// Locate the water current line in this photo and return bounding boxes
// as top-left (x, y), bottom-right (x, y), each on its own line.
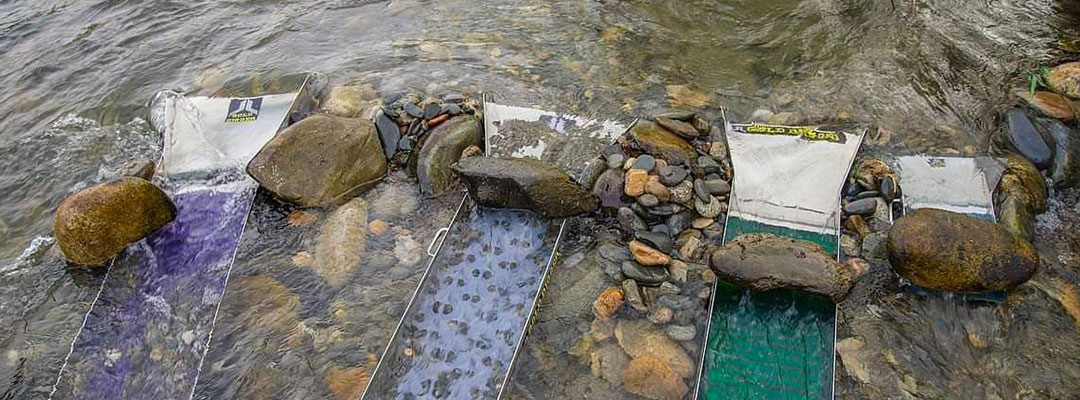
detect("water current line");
top-left (187, 185), bottom-right (258, 400)
top-left (49, 258), bottom-right (116, 399)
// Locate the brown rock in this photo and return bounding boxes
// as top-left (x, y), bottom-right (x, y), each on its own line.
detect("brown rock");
top-left (460, 144), bottom-right (483, 160)
top-left (629, 240), bottom-right (671, 266)
top-left (655, 116), bottom-right (700, 138)
top-left (368, 219), bottom-right (389, 236)
top-left (1046, 62), bottom-right (1080, 99)
top-left (314, 197), bottom-right (368, 287)
top-left (996, 152), bottom-right (1048, 213)
top-left (248, 115), bottom-right (386, 207)
top-left (54, 177), bottom-right (176, 266)
top-left (615, 319), bottom-right (694, 378)
top-left (628, 121), bottom-right (697, 166)
top-left (590, 344), bottom-right (630, 384)
top-left (118, 159), bottom-right (155, 181)
top-left (287, 210), bottom-right (318, 227)
top-left (592, 287), bottom-right (625, 320)
top-left (888, 208), bottom-right (1039, 293)
top-left (622, 279), bottom-right (647, 312)
top-left (622, 356), bottom-right (689, 400)
top-left (324, 366), bottom-right (370, 400)
top-left (710, 233), bottom-right (865, 302)
top-left (1017, 90), bottom-right (1079, 121)
top-left (624, 169), bottom-right (648, 197)
top-left (417, 115), bottom-right (483, 197)
top-left (646, 176), bottom-right (672, 202)
top-left (453, 157), bottom-right (599, 218)
top-left (845, 215), bottom-right (871, 237)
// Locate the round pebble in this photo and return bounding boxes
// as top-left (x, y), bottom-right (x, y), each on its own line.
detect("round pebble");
top-left (607, 154), bottom-right (626, 170)
top-left (638, 194), bottom-right (660, 207)
top-left (693, 179), bottom-right (711, 202)
top-left (659, 166), bottom-right (688, 186)
top-left (633, 154), bottom-right (657, 172)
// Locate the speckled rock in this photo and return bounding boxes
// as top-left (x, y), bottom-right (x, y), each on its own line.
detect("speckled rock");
top-left (1046, 62), bottom-right (1080, 99)
top-left (888, 208), bottom-right (1039, 293)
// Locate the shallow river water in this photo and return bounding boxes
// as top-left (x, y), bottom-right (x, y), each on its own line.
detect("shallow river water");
top-left (2, 0), bottom-right (1080, 399)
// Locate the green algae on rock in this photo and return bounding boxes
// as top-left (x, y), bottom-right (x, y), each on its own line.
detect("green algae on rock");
top-left (416, 115), bottom-right (482, 197)
top-left (247, 114), bottom-right (386, 207)
top-left (995, 152), bottom-right (1049, 213)
top-left (887, 208), bottom-right (1038, 293)
top-left (54, 177), bottom-right (176, 266)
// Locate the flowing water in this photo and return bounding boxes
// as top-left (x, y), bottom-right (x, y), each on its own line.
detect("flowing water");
top-left (2, 0), bottom-right (1080, 399)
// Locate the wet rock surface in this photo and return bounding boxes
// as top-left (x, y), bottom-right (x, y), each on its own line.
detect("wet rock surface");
top-left (628, 121), bottom-right (697, 166)
top-left (996, 152), bottom-right (1049, 213)
top-left (1001, 108), bottom-right (1053, 169)
top-left (248, 114), bottom-right (386, 207)
top-left (1046, 61), bottom-right (1080, 98)
top-left (1045, 119), bottom-right (1080, 189)
top-left (452, 156), bottom-right (599, 218)
top-left (888, 208), bottom-right (1038, 293)
top-left (54, 177), bottom-right (176, 266)
top-left (416, 115), bottom-right (483, 197)
top-left (710, 233), bottom-right (864, 302)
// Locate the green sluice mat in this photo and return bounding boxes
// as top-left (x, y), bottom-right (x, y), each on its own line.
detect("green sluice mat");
top-left (700, 217), bottom-right (836, 399)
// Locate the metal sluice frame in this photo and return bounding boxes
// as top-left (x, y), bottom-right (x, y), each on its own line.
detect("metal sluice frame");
top-left (693, 114), bottom-right (866, 400)
top-left (362, 95), bottom-right (567, 400)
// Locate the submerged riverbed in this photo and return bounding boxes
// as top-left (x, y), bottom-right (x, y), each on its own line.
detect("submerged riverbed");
top-left (2, 0), bottom-right (1080, 399)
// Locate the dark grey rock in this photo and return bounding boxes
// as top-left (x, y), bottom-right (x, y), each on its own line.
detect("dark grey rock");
top-left (593, 169), bottom-right (630, 209)
top-left (397, 136), bottom-right (414, 152)
top-left (375, 112), bottom-right (401, 159)
top-left (619, 207), bottom-right (648, 232)
top-left (704, 179), bottom-right (730, 196)
top-left (698, 156), bottom-right (721, 174)
top-left (880, 176), bottom-right (899, 202)
top-left (855, 190), bottom-right (881, 200)
top-left (1003, 108), bottom-right (1052, 169)
top-left (862, 232), bottom-right (888, 261)
top-left (442, 92), bottom-right (465, 104)
top-left (658, 294), bottom-right (696, 310)
top-left (404, 102), bottom-right (424, 118)
top-left (599, 243), bottom-right (631, 263)
top-left (381, 105), bottom-right (399, 119)
top-left (442, 103), bottom-right (463, 116)
top-left (659, 166), bottom-right (689, 186)
top-left (638, 194), bottom-right (660, 208)
top-left (453, 157), bottom-right (599, 218)
top-left (655, 116), bottom-right (700, 138)
top-left (844, 198), bottom-right (878, 216)
top-left (667, 211), bottom-right (695, 235)
top-left (648, 203), bottom-right (682, 216)
top-left (622, 279), bottom-right (647, 311)
top-left (634, 231), bottom-right (674, 253)
top-left (423, 102), bottom-right (442, 119)
top-left (633, 154), bottom-right (657, 172)
top-left (383, 91), bottom-right (404, 105)
top-left (844, 182), bottom-right (864, 198)
top-left (603, 260), bottom-right (625, 282)
top-left (693, 179), bottom-right (710, 202)
top-left (417, 116), bottom-right (482, 196)
top-left (1044, 118), bottom-right (1080, 189)
top-left (577, 157), bottom-right (607, 191)
top-left (622, 261), bottom-right (669, 285)
top-left (651, 224), bottom-right (671, 236)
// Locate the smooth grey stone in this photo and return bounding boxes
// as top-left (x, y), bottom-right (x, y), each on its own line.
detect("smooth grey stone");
top-left (1003, 108), bottom-right (1052, 169)
top-left (704, 179), bottom-right (730, 196)
top-left (607, 154), bottom-right (626, 170)
top-left (633, 154), bottom-right (656, 171)
top-left (648, 203), bottom-right (682, 216)
top-left (381, 105), bottom-right (398, 119)
top-left (634, 230), bottom-right (674, 253)
top-left (666, 324), bottom-right (696, 341)
top-left (658, 281), bottom-right (681, 296)
top-left (442, 92), bottom-right (465, 103)
top-left (659, 166), bottom-right (688, 186)
top-left (705, 173), bottom-right (722, 180)
top-left (693, 179), bottom-right (710, 202)
top-left (598, 243), bottom-right (631, 262)
top-left (603, 260), bottom-right (625, 281)
top-left (667, 211), bottom-right (696, 236)
top-left (408, 118), bottom-right (423, 135)
top-left (631, 203), bottom-right (661, 222)
top-left (442, 103), bottom-right (463, 116)
top-left (1044, 118), bottom-right (1080, 189)
top-left (698, 156), bottom-right (721, 174)
top-left (844, 182), bottom-right (864, 198)
top-left (637, 194), bottom-right (660, 207)
top-left (855, 190), bottom-right (881, 199)
top-left (397, 136), bottom-right (414, 152)
top-left (658, 294), bottom-right (696, 310)
top-left (618, 207), bottom-right (648, 232)
top-left (423, 102), bottom-right (442, 119)
top-left (881, 175), bottom-right (899, 202)
top-left (404, 102), bottom-right (424, 118)
top-left (651, 224), bottom-right (671, 236)
top-left (622, 261), bottom-right (669, 285)
top-left (656, 111), bottom-right (695, 121)
top-left (844, 198), bottom-right (878, 216)
top-left (375, 112), bottom-right (401, 159)
top-left (383, 91), bottom-right (404, 105)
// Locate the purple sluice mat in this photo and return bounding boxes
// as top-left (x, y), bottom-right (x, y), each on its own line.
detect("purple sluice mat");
top-left (50, 183), bottom-right (255, 400)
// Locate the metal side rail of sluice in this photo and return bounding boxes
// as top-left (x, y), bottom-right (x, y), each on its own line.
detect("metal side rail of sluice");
top-left (695, 119), bottom-right (865, 400)
top-left (363, 195), bottom-right (564, 400)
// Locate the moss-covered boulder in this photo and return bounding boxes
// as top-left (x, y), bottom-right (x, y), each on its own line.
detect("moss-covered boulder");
top-left (709, 233), bottom-right (866, 302)
top-left (417, 115), bottom-right (482, 197)
top-left (452, 157), bottom-right (599, 218)
top-left (888, 208), bottom-right (1038, 293)
top-left (247, 114), bottom-right (386, 207)
top-left (995, 152), bottom-right (1048, 213)
top-left (628, 121), bottom-right (696, 167)
top-left (54, 177), bottom-right (176, 266)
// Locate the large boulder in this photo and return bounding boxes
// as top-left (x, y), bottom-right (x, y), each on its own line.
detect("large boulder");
top-left (628, 121), bottom-right (697, 167)
top-left (247, 114), bottom-right (386, 207)
top-left (614, 319), bottom-right (694, 379)
top-left (709, 233), bottom-right (865, 302)
top-left (417, 115), bottom-right (482, 197)
top-left (995, 152), bottom-right (1048, 213)
top-left (887, 208), bottom-right (1039, 293)
top-left (621, 356), bottom-right (689, 400)
top-left (451, 157), bottom-right (599, 218)
top-left (54, 177), bottom-right (176, 266)
top-left (1046, 62), bottom-right (1080, 99)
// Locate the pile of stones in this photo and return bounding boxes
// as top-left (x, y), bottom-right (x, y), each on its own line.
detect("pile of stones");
top-left (579, 113), bottom-right (732, 400)
top-left (839, 158), bottom-right (900, 261)
top-left (374, 92), bottom-right (480, 164)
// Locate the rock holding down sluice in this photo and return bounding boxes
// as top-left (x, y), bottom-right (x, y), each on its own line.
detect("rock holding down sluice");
top-left (452, 156), bottom-right (599, 218)
top-left (709, 233), bottom-right (866, 302)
